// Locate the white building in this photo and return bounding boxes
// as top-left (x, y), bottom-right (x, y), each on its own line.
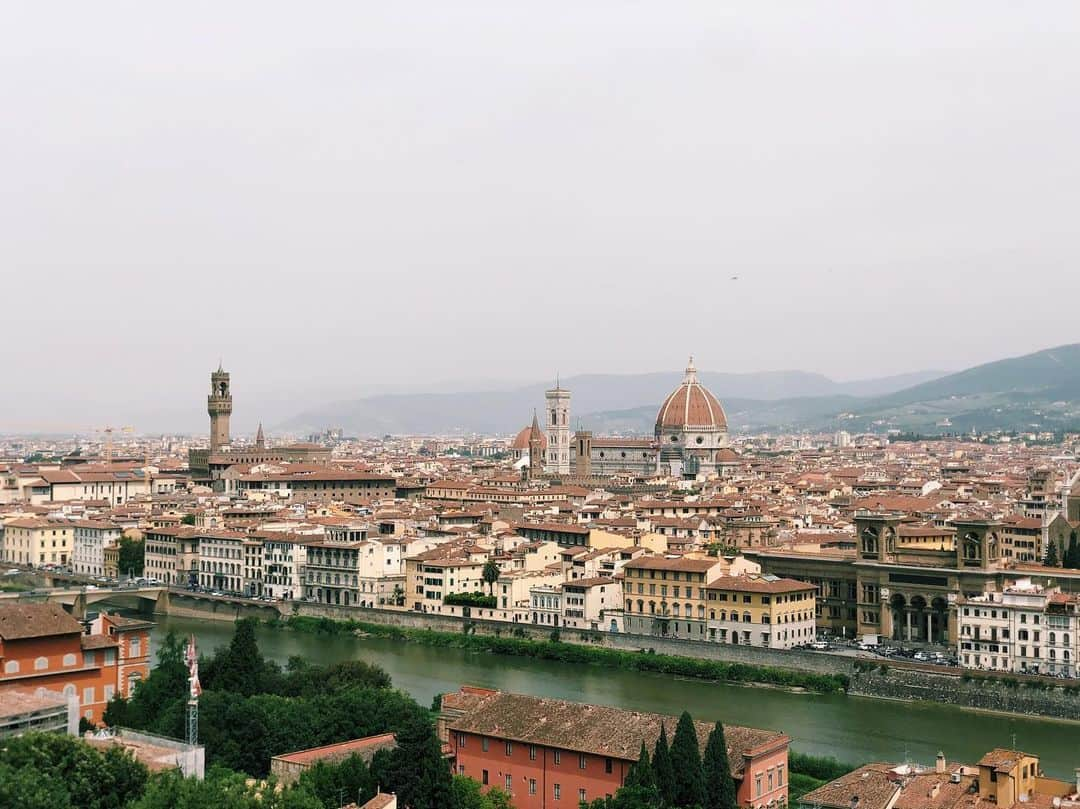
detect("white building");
top-left (957, 577), bottom-right (1079, 677)
top-left (544, 383), bottom-right (571, 475)
top-left (71, 520), bottom-right (122, 577)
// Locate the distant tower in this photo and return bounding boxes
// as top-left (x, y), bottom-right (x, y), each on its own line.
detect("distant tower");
top-left (545, 379), bottom-right (571, 475)
top-left (207, 364), bottom-right (233, 452)
top-left (255, 422), bottom-right (265, 450)
top-left (527, 410), bottom-right (544, 481)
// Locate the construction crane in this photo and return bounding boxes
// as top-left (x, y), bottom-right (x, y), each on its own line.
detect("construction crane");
top-left (96, 426), bottom-right (134, 465)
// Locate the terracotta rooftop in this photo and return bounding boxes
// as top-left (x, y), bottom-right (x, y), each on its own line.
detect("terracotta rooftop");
top-left (443, 688), bottom-right (785, 770)
top-left (0, 602), bottom-right (83, 640)
top-left (272, 733), bottom-right (397, 766)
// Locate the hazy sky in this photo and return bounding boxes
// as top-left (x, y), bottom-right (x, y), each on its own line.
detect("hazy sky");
top-left (3, 2), bottom-right (1079, 431)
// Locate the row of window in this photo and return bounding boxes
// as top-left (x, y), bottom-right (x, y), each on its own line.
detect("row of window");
top-left (473, 768), bottom-right (593, 803)
top-left (2, 645), bottom-right (129, 674)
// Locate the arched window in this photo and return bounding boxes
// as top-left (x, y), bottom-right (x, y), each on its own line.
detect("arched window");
top-left (861, 527), bottom-right (879, 555)
top-left (3, 660), bottom-right (18, 674)
top-left (672, 603), bottom-right (681, 617)
top-left (62, 653), bottom-right (76, 667)
top-left (127, 672), bottom-right (142, 696)
top-left (34, 656), bottom-right (48, 671)
top-left (685, 603), bottom-right (693, 618)
top-left (743, 611), bottom-right (752, 623)
top-left (63, 684), bottom-right (76, 697)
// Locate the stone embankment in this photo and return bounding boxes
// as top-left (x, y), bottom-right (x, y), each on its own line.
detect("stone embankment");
top-left (158, 592), bottom-right (1080, 720)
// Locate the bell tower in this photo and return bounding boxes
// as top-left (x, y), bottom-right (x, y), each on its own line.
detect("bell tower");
top-left (545, 379), bottom-right (571, 475)
top-left (208, 363), bottom-right (233, 452)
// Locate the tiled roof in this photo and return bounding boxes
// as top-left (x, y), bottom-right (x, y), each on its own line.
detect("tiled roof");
top-left (0, 602), bottom-right (83, 640)
top-left (444, 688), bottom-right (785, 768)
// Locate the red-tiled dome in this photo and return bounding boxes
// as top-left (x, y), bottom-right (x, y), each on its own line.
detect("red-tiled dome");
top-left (655, 359), bottom-right (728, 432)
top-left (511, 425), bottom-right (548, 451)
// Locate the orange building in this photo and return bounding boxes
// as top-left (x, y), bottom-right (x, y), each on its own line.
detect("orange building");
top-left (440, 687), bottom-right (790, 809)
top-left (0, 603), bottom-right (152, 724)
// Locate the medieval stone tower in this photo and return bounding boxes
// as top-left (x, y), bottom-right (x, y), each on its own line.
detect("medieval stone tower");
top-left (208, 364), bottom-right (233, 452)
top-left (544, 381), bottom-right (571, 475)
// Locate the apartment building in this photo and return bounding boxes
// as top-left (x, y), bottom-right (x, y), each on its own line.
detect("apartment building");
top-left (621, 556), bottom-right (726, 639)
top-left (143, 526), bottom-right (200, 586)
top-left (441, 687), bottom-right (790, 809)
top-left (0, 603), bottom-right (151, 724)
top-left (71, 520), bottom-right (122, 577)
top-left (255, 532), bottom-right (316, 601)
top-left (2, 518), bottom-right (73, 566)
top-left (957, 578), bottom-right (1078, 677)
top-left (197, 530), bottom-right (249, 593)
top-left (560, 577), bottom-right (621, 631)
top-left (705, 575), bottom-right (817, 649)
top-left (404, 541), bottom-right (490, 613)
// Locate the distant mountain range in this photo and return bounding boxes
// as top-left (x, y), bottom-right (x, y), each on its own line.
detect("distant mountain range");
top-left (582, 344), bottom-right (1080, 436)
top-left (279, 344), bottom-right (1080, 437)
top-left (278, 367), bottom-right (946, 436)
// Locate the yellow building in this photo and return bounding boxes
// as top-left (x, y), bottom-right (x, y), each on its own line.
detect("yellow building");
top-left (1, 517), bottom-right (73, 567)
top-left (622, 557), bottom-right (725, 639)
top-left (705, 576), bottom-right (816, 649)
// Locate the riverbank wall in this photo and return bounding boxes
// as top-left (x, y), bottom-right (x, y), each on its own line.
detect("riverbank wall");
top-left (159, 593), bottom-right (1080, 720)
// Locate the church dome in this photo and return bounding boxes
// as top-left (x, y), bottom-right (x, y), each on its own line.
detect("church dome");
top-left (512, 424), bottom-right (548, 451)
top-left (655, 358), bottom-right (728, 433)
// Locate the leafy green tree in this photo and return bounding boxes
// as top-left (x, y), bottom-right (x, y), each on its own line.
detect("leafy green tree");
top-left (652, 723), bottom-right (676, 806)
top-left (0, 761), bottom-right (71, 809)
top-left (297, 754), bottom-right (374, 809)
top-left (703, 722), bottom-right (737, 809)
top-left (482, 560), bottom-right (501, 595)
top-left (381, 713), bottom-right (455, 809)
top-left (105, 631), bottom-right (188, 729)
top-left (0, 732), bottom-right (148, 809)
top-left (452, 774), bottom-right (514, 809)
top-left (118, 535), bottom-right (145, 577)
top-left (1044, 538), bottom-right (1060, 567)
top-left (670, 711), bottom-right (705, 807)
top-left (181, 514), bottom-right (197, 526)
top-left (130, 766), bottom-right (323, 809)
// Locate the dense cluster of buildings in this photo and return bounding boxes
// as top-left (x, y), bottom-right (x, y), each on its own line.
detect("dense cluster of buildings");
top-left (2, 364), bottom-right (1080, 675)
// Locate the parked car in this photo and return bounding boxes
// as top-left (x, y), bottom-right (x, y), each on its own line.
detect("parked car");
top-left (809, 641), bottom-right (830, 651)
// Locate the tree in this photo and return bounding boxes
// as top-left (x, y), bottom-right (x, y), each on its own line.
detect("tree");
top-left (1067, 531), bottom-right (1080, 569)
top-left (105, 631), bottom-right (188, 730)
top-left (670, 711), bottom-right (705, 807)
top-left (1044, 538), bottom-right (1060, 567)
top-left (203, 618), bottom-right (268, 696)
top-left (451, 775), bottom-right (514, 809)
top-left (297, 754), bottom-right (374, 809)
top-left (625, 742), bottom-right (656, 790)
top-left (652, 723), bottom-right (676, 806)
top-left (703, 722), bottom-right (737, 809)
top-left (118, 535), bottom-right (145, 577)
top-left (391, 583), bottom-right (405, 606)
top-left (181, 514), bottom-right (197, 526)
top-left (482, 560), bottom-right (501, 595)
top-left (381, 713), bottom-right (455, 809)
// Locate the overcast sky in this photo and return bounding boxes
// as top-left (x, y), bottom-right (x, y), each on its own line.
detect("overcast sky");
top-left (3, 2), bottom-right (1079, 431)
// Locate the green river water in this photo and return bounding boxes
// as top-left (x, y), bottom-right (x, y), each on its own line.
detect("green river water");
top-left (150, 616), bottom-right (1080, 779)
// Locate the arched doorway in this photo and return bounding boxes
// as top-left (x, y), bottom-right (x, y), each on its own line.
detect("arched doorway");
top-left (889, 593), bottom-right (907, 641)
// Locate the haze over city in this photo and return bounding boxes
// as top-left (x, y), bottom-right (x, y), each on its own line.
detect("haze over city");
top-left (3, 2), bottom-right (1080, 431)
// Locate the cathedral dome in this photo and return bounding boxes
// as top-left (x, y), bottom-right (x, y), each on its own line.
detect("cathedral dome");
top-left (655, 358), bottom-right (728, 433)
top-left (512, 424), bottom-right (548, 451)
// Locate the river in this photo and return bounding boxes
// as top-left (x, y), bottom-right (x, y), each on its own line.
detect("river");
top-left (150, 615), bottom-right (1080, 779)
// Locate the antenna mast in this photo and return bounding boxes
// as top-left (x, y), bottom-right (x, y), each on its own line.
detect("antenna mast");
top-left (185, 633), bottom-right (201, 745)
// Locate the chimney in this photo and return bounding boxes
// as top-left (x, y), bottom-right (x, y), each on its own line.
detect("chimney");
top-left (937, 752), bottom-right (947, 774)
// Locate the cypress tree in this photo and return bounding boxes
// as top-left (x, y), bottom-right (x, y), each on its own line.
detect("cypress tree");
top-left (670, 711), bottom-right (705, 808)
top-left (652, 723), bottom-right (676, 806)
top-left (625, 741), bottom-right (656, 790)
top-left (703, 722), bottom-right (738, 809)
top-left (382, 714), bottom-right (453, 809)
top-left (1068, 531), bottom-right (1080, 569)
top-left (1044, 538), bottom-right (1059, 567)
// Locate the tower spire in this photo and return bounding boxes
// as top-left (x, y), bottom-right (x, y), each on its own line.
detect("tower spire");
top-left (684, 355), bottom-right (698, 383)
top-left (255, 422), bottom-right (265, 449)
